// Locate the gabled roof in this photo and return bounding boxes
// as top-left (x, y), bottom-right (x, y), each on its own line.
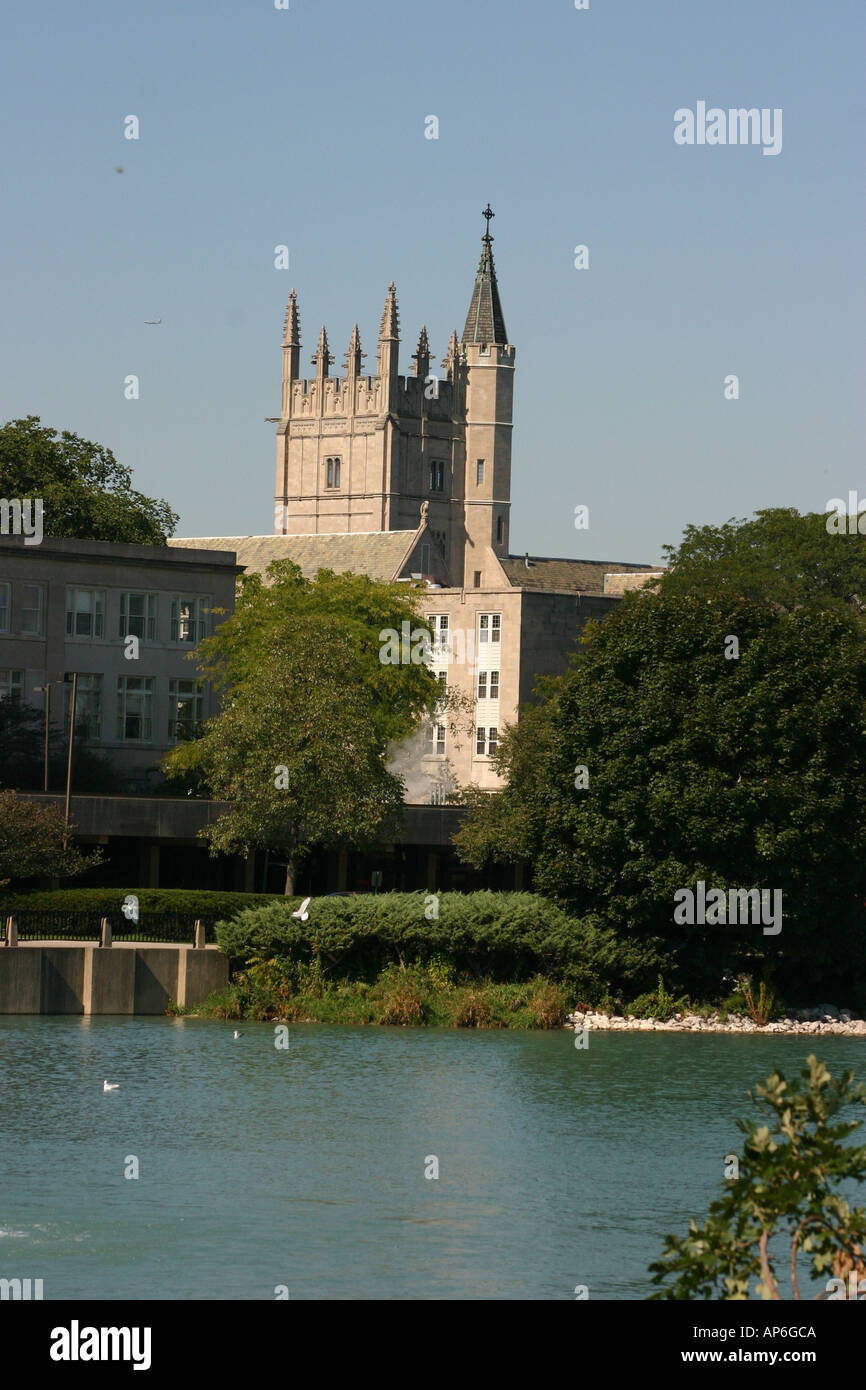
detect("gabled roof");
top-left (169, 532), bottom-right (421, 583)
top-left (462, 238), bottom-right (508, 346)
top-left (500, 555), bottom-right (660, 595)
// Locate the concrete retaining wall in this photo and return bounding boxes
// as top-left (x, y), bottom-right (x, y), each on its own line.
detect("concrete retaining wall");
top-left (0, 944), bottom-right (228, 1015)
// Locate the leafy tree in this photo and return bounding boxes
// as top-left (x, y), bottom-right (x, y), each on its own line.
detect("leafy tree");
top-left (163, 562), bottom-right (440, 891)
top-left (0, 790), bottom-right (101, 889)
top-left (0, 700), bottom-right (125, 794)
top-left (454, 590), bottom-right (866, 1001)
top-left (659, 507), bottom-right (866, 620)
top-left (649, 1055), bottom-right (866, 1300)
top-left (0, 416), bottom-right (177, 543)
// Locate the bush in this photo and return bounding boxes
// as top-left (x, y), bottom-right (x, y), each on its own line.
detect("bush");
top-left (374, 965), bottom-right (429, 1025)
top-left (214, 891), bottom-right (584, 979)
top-left (1, 887), bottom-right (287, 918)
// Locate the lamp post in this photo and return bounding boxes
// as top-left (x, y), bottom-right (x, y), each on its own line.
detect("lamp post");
top-left (33, 682), bottom-right (52, 792)
top-left (63, 672), bottom-right (78, 848)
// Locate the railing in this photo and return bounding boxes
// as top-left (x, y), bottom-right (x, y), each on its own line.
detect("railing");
top-left (3, 910), bottom-right (218, 946)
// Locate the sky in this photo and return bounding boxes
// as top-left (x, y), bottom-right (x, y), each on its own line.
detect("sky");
top-left (1, 0), bottom-right (863, 567)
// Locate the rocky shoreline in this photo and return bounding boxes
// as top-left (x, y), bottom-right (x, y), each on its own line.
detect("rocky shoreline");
top-left (566, 1005), bottom-right (866, 1036)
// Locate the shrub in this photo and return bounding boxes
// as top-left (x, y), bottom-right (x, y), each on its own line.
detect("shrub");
top-left (454, 989), bottom-right (495, 1027)
top-left (374, 965), bottom-right (428, 1026)
top-left (528, 978), bottom-right (567, 1028)
top-left (1, 886), bottom-right (286, 918)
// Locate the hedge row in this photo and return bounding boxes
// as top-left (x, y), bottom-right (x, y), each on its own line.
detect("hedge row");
top-left (1, 887), bottom-right (289, 917)
top-left (216, 891), bottom-right (589, 981)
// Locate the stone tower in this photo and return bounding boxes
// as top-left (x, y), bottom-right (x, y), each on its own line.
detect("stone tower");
top-left (273, 209), bottom-right (515, 591)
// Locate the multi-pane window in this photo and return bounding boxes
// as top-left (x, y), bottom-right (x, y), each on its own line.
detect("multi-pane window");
top-left (429, 783), bottom-right (447, 806)
top-left (0, 582), bottom-right (9, 633)
top-left (170, 597), bottom-right (208, 644)
top-left (326, 456), bottom-right (341, 488)
top-left (70, 674), bottom-right (102, 740)
top-left (116, 676), bottom-right (153, 742)
top-left (478, 613), bottom-right (501, 647)
top-left (120, 592), bottom-right (157, 641)
top-left (426, 721), bottom-right (446, 756)
top-left (476, 726), bottom-right (498, 756)
top-left (66, 588), bottom-right (105, 639)
top-left (478, 669), bottom-right (499, 701)
top-left (429, 461), bottom-right (445, 492)
top-left (476, 459), bottom-right (484, 486)
top-left (0, 669), bottom-right (23, 703)
top-left (22, 583), bottom-right (45, 636)
top-left (426, 614), bottom-right (449, 657)
top-left (169, 679), bottom-right (205, 742)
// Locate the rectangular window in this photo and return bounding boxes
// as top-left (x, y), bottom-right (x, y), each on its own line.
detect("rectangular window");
top-left (0, 582), bottom-right (9, 633)
top-left (66, 588), bottom-right (105, 639)
top-left (168, 678), bottom-right (205, 742)
top-left (496, 515), bottom-right (504, 544)
top-left (170, 597), bottom-right (208, 644)
top-left (0, 669), bottom-right (23, 703)
top-left (429, 461), bottom-right (444, 492)
top-left (477, 672), bottom-right (487, 700)
top-left (429, 783), bottom-right (447, 806)
top-left (426, 613), bottom-right (449, 657)
top-left (476, 460), bottom-right (484, 486)
top-left (116, 676), bottom-right (153, 743)
top-left (478, 613), bottom-right (501, 645)
top-left (473, 571), bottom-right (482, 589)
top-left (119, 592), bottom-right (157, 641)
top-left (426, 722), bottom-right (446, 756)
top-left (69, 674), bottom-right (102, 740)
top-left (476, 726), bottom-right (498, 756)
top-left (22, 583), bottom-right (45, 636)
top-left (489, 670), bottom-right (499, 700)
top-left (325, 456), bottom-right (341, 488)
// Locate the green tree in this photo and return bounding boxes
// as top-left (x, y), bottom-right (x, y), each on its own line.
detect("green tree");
top-left (163, 562), bottom-right (440, 891)
top-left (0, 790), bottom-right (101, 890)
top-left (649, 1056), bottom-right (866, 1300)
top-left (658, 507), bottom-right (866, 621)
top-left (0, 416), bottom-right (177, 543)
top-left (454, 590), bottom-right (866, 1001)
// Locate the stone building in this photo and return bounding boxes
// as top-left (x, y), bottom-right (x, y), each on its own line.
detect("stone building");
top-left (173, 210), bottom-right (660, 807)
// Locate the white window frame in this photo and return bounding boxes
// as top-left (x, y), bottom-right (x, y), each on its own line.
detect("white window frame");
top-left (0, 669), bottom-right (23, 702)
top-left (116, 676), bottom-right (153, 743)
top-left (66, 588), bottom-right (105, 640)
top-left (170, 596), bottom-right (209, 644)
top-left (120, 591), bottom-right (158, 641)
top-left (168, 678), bottom-right (205, 742)
top-left (21, 582), bottom-right (46, 636)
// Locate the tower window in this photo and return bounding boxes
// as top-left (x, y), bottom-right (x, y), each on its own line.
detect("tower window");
top-left (473, 571), bottom-right (482, 588)
top-left (429, 461), bottom-right (445, 492)
top-left (476, 460), bottom-right (484, 486)
top-left (496, 515), bottom-right (503, 544)
top-left (326, 456), bottom-right (341, 488)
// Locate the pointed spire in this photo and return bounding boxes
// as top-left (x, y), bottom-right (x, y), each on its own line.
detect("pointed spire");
top-left (344, 323), bottom-right (365, 376)
top-left (282, 288), bottom-right (301, 346)
top-left (462, 206), bottom-right (508, 345)
top-left (412, 325), bottom-right (430, 378)
top-left (312, 325), bottom-right (334, 377)
top-left (379, 281), bottom-right (400, 341)
top-left (442, 329), bottom-right (460, 379)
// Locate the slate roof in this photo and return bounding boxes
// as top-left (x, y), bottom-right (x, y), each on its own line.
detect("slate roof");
top-left (169, 532), bottom-right (419, 582)
top-left (462, 239), bottom-right (508, 345)
top-left (500, 555), bottom-right (660, 595)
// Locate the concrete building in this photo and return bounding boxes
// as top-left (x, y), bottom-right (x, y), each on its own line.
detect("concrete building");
top-left (0, 535), bottom-right (239, 790)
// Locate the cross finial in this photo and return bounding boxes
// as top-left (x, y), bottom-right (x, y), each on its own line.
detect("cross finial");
top-left (482, 203), bottom-right (494, 241)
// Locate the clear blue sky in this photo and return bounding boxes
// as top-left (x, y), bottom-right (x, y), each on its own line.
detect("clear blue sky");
top-left (1, 0), bottom-right (863, 566)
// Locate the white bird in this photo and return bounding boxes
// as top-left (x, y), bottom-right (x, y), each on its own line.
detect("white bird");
top-left (292, 897), bottom-right (311, 922)
top-left (233, 1030), bottom-right (242, 1039)
top-left (103, 1080), bottom-right (119, 1092)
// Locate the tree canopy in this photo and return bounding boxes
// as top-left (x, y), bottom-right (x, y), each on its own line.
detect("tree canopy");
top-left (163, 561), bottom-right (440, 890)
top-left (0, 416), bottom-right (177, 544)
top-left (454, 511), bottom-right (866, 1003)
top-left (0, 790), bottom-right (100, 890)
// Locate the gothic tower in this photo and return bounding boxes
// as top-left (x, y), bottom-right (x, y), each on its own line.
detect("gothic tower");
top-left (458, 205), bottom-right (515, 589)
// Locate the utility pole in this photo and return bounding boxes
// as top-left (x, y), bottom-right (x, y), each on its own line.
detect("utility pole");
top-left (34, 682), bottom-right (51, 792)
top-left (63, 672), bottom-right (78, 847)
